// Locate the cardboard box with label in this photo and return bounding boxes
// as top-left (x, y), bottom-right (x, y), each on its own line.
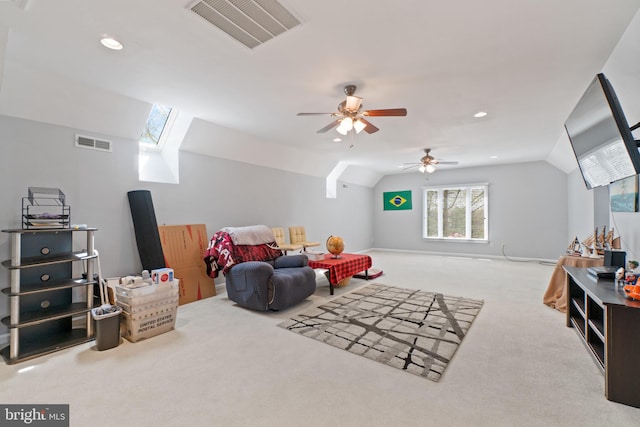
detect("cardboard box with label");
top-left (158, 224), bottom-right (216, 305)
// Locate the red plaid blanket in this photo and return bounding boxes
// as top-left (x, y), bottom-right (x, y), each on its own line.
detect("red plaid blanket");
top-left (204, 230), bottom-right (282, 278)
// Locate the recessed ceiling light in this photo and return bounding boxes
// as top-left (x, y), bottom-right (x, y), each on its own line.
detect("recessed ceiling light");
top-left (474, 111), bottom-right (487, 118)
top-left (490, 155), bottom-right (498, 159)
top-left (100, 37), bottom-right (123, 50)
top-left (333, 138), bottom-right (342, 142)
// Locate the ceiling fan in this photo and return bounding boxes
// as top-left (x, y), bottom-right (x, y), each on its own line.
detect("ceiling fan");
top-left (297, 85), bottom-right (407, 135)
top-left (403, 148), bottom-right (459, 173)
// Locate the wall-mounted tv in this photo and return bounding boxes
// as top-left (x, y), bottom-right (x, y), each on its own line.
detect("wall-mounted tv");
top-left (564, 73), bottom-right (640, 189)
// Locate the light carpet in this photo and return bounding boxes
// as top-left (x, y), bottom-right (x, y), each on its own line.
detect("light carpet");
top-left (278, 282), bottom-right (483, 381)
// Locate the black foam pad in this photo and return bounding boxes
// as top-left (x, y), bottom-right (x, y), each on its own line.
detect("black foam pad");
top-left (127, 190), bottom-right (165, 271)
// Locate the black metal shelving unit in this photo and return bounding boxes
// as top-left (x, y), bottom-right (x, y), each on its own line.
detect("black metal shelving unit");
top-left (0, 227), bottom-right (97, 364)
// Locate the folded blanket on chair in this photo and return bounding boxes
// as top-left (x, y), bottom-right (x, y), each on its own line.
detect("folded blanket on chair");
top-left (222, 225), bottom-right (275, 246)
top-left (204, 229), bottom-right (282, 278)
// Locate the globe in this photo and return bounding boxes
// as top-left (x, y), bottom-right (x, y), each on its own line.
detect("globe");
top-left (326, 235), bottom-right (345, 259)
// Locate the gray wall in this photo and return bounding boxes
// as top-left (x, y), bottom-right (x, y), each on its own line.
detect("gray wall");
top-left (0, 114), bottom-right (373, 335)
top-left (373, 161), bottom-right (568, 260)
top-left (567, 168), bottom-right (594, 242)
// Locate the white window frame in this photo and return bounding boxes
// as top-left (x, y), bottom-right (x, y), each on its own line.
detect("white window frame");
top-left (422, 183), bottom-right (489, 241)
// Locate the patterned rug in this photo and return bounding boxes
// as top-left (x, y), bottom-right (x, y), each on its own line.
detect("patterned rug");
top-left (278, 283), bottom-right (483, 382)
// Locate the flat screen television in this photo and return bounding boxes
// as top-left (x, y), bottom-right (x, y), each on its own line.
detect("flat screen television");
top-left (564, 73), bottom-right (640, 189)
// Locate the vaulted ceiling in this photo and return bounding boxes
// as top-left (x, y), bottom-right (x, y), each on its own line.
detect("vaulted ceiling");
top-left (1, 0), bottom-right (640, 185)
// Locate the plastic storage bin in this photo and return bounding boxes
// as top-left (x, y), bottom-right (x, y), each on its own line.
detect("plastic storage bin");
top-left (115, 280), bottom-right (179, 307)
top-left (91, 305), bottom-right (122, 351)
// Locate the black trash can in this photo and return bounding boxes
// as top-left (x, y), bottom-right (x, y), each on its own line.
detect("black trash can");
top-left (92, 305), bottom-right (122, 351)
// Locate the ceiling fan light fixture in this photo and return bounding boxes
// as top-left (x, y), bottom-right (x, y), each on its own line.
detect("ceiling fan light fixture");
top-left (337, 117), bottom-right (353, 134)
top-left (353, 118), bottom-right (366, 134)
top-left (418, 164), bottom-right (426, 173)
top-left (345, 95), bottom-right (363, 112)
top-left (426, 164), bottom-right (436, 173)
top-left (336, 127), bottom-right (348, 136)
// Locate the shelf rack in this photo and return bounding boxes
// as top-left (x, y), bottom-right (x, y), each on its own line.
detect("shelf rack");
top-left (565, 266), bottom-right (640, 408)
top-left (1, 227), bottom-right (97, 364)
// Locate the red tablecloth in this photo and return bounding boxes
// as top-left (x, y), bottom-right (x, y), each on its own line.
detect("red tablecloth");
top-left (308, 253), bottom-right (372, 285)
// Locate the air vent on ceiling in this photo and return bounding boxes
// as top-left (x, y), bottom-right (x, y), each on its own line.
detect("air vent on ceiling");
top-left (75, 134), bottom-right (112, 152)
top-left (188, 0), bottom-right (301, 49)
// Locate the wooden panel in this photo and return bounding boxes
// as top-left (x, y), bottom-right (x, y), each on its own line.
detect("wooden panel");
top-left (605, 305), bottom-right (640, 407)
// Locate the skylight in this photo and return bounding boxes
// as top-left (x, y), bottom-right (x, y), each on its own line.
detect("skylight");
top-left (139, 104), bottom-right (174, 146)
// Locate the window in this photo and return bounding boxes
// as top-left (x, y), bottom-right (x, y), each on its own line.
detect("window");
top-left (423, 183), bottom-right (488, 240)
top-left (139, 104), bottom-right (175, 148)
top-left (137, 104), bottom-right (193, 185)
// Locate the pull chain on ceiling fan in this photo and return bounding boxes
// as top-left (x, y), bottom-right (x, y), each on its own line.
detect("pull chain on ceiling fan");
top-left (297, 85), bottom-right (407, 135)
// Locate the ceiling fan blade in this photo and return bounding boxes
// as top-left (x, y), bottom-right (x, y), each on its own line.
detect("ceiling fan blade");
top-left (297, 112), bottom-right (337, 116)
top-left (435, 161), bottom-right (459, 165)
top-left (362, 108), bottom-right (407, 117)
top-left (317, 119), bottom-right (341, 133)
top-left (358, 118), bottom-right (379, 134)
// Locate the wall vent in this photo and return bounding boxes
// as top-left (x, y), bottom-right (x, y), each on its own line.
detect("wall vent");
top-left (75, 134), bottom-right (112, 152)
top-left (187, 0), bottom-right (301, 49)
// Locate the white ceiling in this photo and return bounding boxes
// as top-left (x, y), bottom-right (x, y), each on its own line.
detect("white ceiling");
top-left (1, 0), bottom-right (640, 183)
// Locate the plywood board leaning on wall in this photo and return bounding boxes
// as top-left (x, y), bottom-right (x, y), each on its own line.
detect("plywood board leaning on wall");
top-left (158, 224), bottom-right (216, 305)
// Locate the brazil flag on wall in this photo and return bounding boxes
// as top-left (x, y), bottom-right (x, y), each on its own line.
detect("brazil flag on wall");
top-left (383, 190), bottom-right (412, 210)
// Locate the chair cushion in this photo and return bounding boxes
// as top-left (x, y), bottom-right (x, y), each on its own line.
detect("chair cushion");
top-left (268, 266), bottom-right (316, 311)
top-left (274, 254), bottom-right (308, 269)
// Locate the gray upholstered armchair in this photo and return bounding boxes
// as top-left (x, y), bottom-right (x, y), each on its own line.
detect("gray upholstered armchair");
top-left (225, 254), bottom-right (316, 311)
top-left (204, 225), bottom-right (316, 311)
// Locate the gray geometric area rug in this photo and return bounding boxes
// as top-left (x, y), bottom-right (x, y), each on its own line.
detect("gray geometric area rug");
top-left (278, 283), bottom-right (483, 382)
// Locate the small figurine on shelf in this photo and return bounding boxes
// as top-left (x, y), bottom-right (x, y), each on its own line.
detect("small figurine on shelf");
top-left (624, 261), bottom-right (639, 286)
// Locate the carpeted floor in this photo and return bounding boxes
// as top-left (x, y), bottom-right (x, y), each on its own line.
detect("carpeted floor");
top-left (278, 283), bottom-right (483, 381)
top-left (4, 252), bottom-right (640, 426)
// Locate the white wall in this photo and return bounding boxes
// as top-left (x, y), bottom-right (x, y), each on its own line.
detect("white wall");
top-left (567, 168), bottom-right (594, 243)
top-left (0, 115), bottom-right (373, 336)
top-left (373, 161), bottom-right (568, 260)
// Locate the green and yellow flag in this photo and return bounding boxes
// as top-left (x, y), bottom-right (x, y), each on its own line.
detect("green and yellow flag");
top-left (383, 190), bottom-right (412, 210)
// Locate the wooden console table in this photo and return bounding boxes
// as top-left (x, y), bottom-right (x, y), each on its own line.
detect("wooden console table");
top-left (308, 253), bottom-right (372, 295)
top-left (564, 266), bottom-right (640, 408)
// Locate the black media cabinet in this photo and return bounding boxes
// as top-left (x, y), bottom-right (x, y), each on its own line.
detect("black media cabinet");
top-left (564, 266), bottom-right (640, 408)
